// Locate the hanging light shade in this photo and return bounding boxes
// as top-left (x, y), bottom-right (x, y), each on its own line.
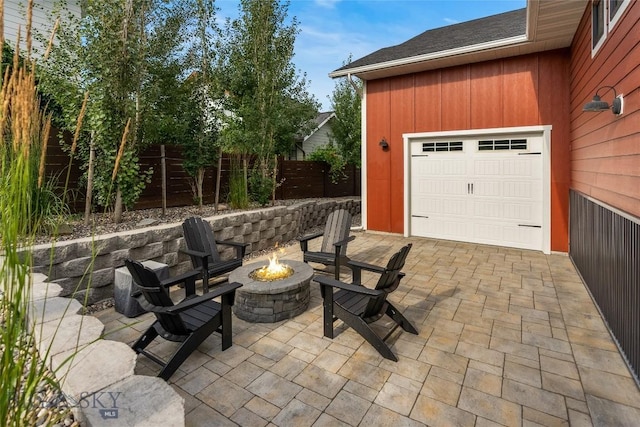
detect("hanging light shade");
top-left (583, 94), bottom-right (611, 112)
top-left (583, 86), bottom-right (623, 115)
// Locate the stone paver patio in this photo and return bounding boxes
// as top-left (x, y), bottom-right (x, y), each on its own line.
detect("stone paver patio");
top-left (94, 232), bottom-right (640, 426)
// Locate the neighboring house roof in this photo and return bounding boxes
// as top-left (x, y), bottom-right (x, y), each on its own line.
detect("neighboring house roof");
top-left (304, 111), bottom-right (335, 142)
top-left (331, 0), bottom-right (587, 80)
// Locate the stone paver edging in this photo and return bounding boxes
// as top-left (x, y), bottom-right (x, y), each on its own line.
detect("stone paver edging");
top-left (29, 272), bottom-right (185, 426)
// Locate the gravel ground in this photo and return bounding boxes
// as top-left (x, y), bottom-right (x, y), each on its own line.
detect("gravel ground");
top-left (37, 198), bottom-right (360, 245)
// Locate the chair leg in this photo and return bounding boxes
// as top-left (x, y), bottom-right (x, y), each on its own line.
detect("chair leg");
top-left (157, 327), bottom-right (213, 381)
top-left (131, 324), bottom-right (159, 354)
top-left (220, 294), bottom-right (233, 350)
top-left (338, 309), bottom-right (398, 362)
top-left (385, 302), bottom-right (419, 335)
top-left (320, 285), bottom-right (335, 339)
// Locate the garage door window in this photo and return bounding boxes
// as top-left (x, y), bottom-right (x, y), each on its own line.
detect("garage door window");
top-left (478, 138), bottom-right (527, 151)
top-left (422, 141), bottom-right (463, 152)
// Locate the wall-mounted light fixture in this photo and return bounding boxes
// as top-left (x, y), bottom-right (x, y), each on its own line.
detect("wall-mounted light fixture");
top-left (583, 86), bottom-right (623, 115)
top-left (379, 137), bottom-right (389, 151)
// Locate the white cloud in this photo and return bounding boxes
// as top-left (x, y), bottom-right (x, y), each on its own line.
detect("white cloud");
top-left (443, 18), bottom-right (460, 25)
top-left (314, 0), bottom-right (341, 9)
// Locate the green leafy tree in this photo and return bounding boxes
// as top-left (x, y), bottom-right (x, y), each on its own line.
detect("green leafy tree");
top-left (328, 58), bottom-right (362, 167)
top-left (178, 0), bottom-right (222, 206)
top-left (310, 57), bottom-right (362, 182)
top-left (38, 0), bottom-right (191, 221)
top-left (220, 0), bottom-right (317, 205)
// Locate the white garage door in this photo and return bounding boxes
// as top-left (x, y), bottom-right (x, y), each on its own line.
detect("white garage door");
top-left (409, 134), bottom-right (543, 251)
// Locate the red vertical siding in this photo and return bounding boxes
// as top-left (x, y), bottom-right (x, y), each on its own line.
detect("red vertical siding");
top-left (441, 66), bottom-right (471, 130)
top-left (570, 2), bottom-right (640, 217)
top-left (366, 80), bottom-right (392, 231)
top-left (503, 56), bottom-right (540, 126)
top-left (366, 51), bottom-right (571, 252)
top-left (389, 76), bottom-right (415, 233)
top-left (415, 72), bottom-right (442, 131)
top-left (470, 61), bottom-right (504, 129)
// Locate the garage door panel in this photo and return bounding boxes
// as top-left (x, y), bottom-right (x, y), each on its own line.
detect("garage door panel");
top-left (414, 178), bottom-right (442, 195)
top-left (502, 181), bottom-right (540, 200)
top-left (473, 181), bottom-right (501, 197)
top-left (502, 202), bottom-right (542, 222)
top-left (443, 159), bottom-right (467, 175)
top-left (502, 158), bottom-right (535, 176)
top-left (443, 198), bottom-right (468, 215)
top-left (413, 196), bottom-right (442, 215)
top-left (472, 222), bottom-right (541, 250)
top-left (474, 159), bottom-right (502, 176)
top-left (412, 216), bottom-right (470, 241)
top-left (472, 201), bottom-right (503, 219)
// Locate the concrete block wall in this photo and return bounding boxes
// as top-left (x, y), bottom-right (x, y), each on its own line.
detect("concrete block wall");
top-left (30, 198), bottom-right (360, 305)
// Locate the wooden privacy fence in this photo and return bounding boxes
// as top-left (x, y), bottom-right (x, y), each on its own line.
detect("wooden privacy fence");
top-left (45, 139), bottom-right (360, 213)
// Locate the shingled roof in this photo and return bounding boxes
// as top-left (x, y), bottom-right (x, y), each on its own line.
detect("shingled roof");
top-left (335, 8), bottom-right (526, 74)
top-left (332, 8), bottom-right (527, 77)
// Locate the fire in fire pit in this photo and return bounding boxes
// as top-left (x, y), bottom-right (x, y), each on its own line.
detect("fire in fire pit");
top-left (249, 251), bottom-right (294, 282)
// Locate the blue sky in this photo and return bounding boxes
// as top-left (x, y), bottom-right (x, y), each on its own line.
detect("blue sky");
top-left (216, 0), bottom-right (526, 111)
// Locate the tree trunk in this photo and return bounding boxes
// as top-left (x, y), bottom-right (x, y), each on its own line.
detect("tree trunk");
top-left (272, 154), bottom-right (277, 206)
top-left (114, 188), bottom-right (123, 223)
top-left (243, 155), bottom-right (248, 201)
top-left (197, 167), bottom-right (204, 206)
top-left (214, 148), bottom-right (222, 213)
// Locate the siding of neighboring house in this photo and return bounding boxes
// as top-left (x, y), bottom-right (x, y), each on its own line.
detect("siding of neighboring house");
top-left (569, 2), bottom-right (640, 217)
top-left (4, 1), bottom-right (82, 53)
top-left (301, 122), bottom-right (332, 159)
top-left (365, 50), bottom-right (571, 251)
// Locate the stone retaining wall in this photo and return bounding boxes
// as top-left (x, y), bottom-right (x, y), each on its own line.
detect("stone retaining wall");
top-left (31, 198), bottom-right (360, 305)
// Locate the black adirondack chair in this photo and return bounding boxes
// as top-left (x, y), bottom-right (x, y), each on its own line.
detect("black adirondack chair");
top-left (313, 244), bottom-right (418, 361)
top-left (299, 209), bottom-right (355, 279)
top-left (125, 259), bottom-right (242, 380)
top-left (181, 216), bottom-right (248, 292)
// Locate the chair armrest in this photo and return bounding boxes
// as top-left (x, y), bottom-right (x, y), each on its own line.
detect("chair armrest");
top-left (159, 269), bottom-right (200, 297)
top-left (348, 259), bottom-right (386, 274)
top-left (313, 275), bottom-right (383, 297)
top-left (333, 235), bottom-right (355, 248)
top-left (180, 247), bottom-right (208, 260)
top-left (160, 269), bottom-right (200, 288)
top-left (347, 259), bottom-right (386, 284)
top-left (299, 231), bottom-right (324, 252)
top-left (215, 240), bottom-right (248, 258)
top-left (166, 282), bottom-right (243, 313)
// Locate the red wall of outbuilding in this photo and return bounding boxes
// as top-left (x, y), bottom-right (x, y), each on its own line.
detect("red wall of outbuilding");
top-left (366, 50), bottom-right (571, 251)
top-left (569, 2), bottom-right (640, 218)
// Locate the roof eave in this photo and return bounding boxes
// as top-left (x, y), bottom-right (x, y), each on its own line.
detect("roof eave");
top-left (330, 0), bottom-right (586, 81)
top-left (329, 35), bottom-right (529, 79)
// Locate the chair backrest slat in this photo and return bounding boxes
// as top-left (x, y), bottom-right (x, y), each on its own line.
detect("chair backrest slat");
top-left (183, 217), bottom-right (221, 266)
top-left (125, 259), bottom-right (189, 335)
top-left (363, 244), bottom-right (412, 318)
top-left (320, 209), bottom-right (352, 255)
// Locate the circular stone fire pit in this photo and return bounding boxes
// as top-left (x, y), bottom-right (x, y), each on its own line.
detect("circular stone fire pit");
top-left (229, 260), bottom-right (313, 323)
